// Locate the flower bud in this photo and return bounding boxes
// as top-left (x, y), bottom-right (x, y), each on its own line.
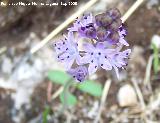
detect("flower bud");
top-left (85, 24), bottom-right (96, 38)
top-left (101, 15), bottom-right (113, 27)
top-left (97, 27), bottom-right (108, 41)
top-left (95, 13), bottom-right (105, 26)
top-left (108, 31), bottom-right (120, 44)
top-left (107, 8), bottom-right (121, 20)
top-left (109, 19), bottom-right (122, 31)
top-left (95, 13), bottom-right (113, 27)
top-left (67, 66), bottom-right (88, 82)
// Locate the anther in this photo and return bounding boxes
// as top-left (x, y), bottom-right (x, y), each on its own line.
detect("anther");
top-left (98, 52), bottom-right (101, 55)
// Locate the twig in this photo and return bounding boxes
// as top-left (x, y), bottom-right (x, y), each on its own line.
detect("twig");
top-left (143, 55), bottom-right (153, 91)
top-left (132, 78), bottom-right (146, 110)
top-left (51, 86), bottom-right (64, 100)
top-left (131, 78), bottom-right (148, 122)
top-left (121, 0), bottom-right (145, 23)
top-left (47, 81), bottom-right (53, 102)
top-left (94, 79), bottom-right (111, 123)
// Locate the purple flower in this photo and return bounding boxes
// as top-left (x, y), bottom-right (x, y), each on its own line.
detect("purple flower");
top-left (68, 13), bottom-right (96, 39)
top-left (81, 42), bottom-right (114, 75)
top-left (54, 32), bottom-right (81, 70)
top-left (67, 66), bottom-right (88, 82)
top-left (108, 49), bottom-right (131, 78)
top-left (53, 9), bottom-right (131, 81)
top-left (118, 25), bottom-right (129, 46)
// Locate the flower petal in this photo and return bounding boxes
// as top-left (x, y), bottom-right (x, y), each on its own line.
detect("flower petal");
top-left (120, 49), bottom-right (131, 58)
top-left (80, 54), bottom-right (91, 64)
top-left (76, 55), bottom-right (82, 65)
top-left (64, 58), bottom-right (75, 70)
top-left (99, 57), bottom-right (112, 70)
top-left (54, 40), bottom-right (67, 54)
top-left (83, 43), bottom-right (95, 52)
top-left (119, 38), bottom-right (129, 46)
top-left (57, 52), bottom-right (70, 61)
top-left (88, 59), bottom-right (98, 75)
top-left (96, 42), bottom-right (106, 49)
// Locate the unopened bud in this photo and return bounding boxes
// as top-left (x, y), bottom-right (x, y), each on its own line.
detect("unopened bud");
top-left (109, 19), bottom-right (122, 31)
top-left (108, 32), bottom-right (120, 43)
top-left (107, 8), bottom-right (121, 20)
top-left (97, 27), bottom-right (108, 41)
top-left (95, 13), bottom-right (113, 27)
top-left (86, 27), bottom-right (96, 38)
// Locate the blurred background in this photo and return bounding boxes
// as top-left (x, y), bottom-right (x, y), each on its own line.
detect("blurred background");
top-left (0, 0), bottom-right (160, 123)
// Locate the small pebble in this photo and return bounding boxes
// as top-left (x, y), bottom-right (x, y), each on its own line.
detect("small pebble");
top-left (117, 84), bottom-right (138, 107)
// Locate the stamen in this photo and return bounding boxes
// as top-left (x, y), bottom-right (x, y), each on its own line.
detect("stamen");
top-left (84, 16), bottom-right (87, 19)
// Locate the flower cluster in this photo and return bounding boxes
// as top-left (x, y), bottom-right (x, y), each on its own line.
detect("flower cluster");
top-left (54, 8), bottom-right (131, 82)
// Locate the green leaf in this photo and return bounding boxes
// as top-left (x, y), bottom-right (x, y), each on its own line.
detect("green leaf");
top-left (48, 70), bottom-right (71, 85)
top-left (152, 43), bottom-right (159, 74)
top-left (60, 91), bottom-right (77, 106)
top-left (42, 106), bottom-right (51, 123)
top-left (77, 80), bottom-right (102, 97)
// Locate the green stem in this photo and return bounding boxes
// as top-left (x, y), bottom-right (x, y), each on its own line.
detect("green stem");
top-left (58, 77), bottom-right (73, 115)
top-left (63, 78), bottom-right (73, 109)
top-left (152, 43), bottom-right (159, 74)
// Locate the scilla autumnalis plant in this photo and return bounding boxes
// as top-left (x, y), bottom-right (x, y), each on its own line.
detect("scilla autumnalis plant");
top-left (54, 8), bottom-right (131, 82)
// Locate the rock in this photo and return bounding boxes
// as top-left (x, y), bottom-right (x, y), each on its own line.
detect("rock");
top-left (117, 84), bottom-right (138, 107)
